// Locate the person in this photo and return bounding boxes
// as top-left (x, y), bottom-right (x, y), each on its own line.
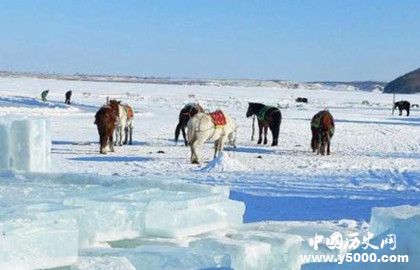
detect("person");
top-left (41, 90), bottom-right (49, 102)
top-left (65, 90), bottom-right (72, 104)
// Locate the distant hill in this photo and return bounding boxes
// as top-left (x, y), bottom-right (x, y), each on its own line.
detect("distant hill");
top-left (0, 70), bottom-right (386, 92)
top-left (310, 81), bottom-right (386, 92)
top-left (384, 68), bottom-right (420, 94)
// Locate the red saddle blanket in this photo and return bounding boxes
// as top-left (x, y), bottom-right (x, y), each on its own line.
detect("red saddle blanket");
top-left (209, 110), bottom-right (227, 126)
top-left (123, 104), bottom-right (134, 119)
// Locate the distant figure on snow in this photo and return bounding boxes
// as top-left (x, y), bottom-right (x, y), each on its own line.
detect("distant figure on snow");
top-left (295, 97), bottom-right (308, 103)
top-left (394, 100), bottom-right (410, 116)
top-left (41, 90), bottom-right (49, 102)
top-left (65, 90), bottom-right (72, 105)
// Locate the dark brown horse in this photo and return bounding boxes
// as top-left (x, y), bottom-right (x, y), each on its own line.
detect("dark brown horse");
top-left (175, 103), bottom-right (204, 146)
top-left (311, 110), bottom-right (335, 155)
top-left (246, 102), bottom-right (282, 146)
top-left (394, 100), bottom-right (410, 116)
top-left (94, 100), bottom-right (119, 154)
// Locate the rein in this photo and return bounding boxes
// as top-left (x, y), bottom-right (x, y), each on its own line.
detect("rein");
top-left (251, 115), bottom-right (256, 141)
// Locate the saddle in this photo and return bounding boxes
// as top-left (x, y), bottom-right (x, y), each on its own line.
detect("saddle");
top-left (125, 105), bottom-right (134, 119)
top-left (257, 106), bottom-right (276, 122)
top-left (311, 111), bottom-right (335, 136)
top-left (209, 110), bottom-right (227, 127)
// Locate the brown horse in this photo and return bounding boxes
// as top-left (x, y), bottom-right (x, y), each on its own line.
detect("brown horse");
top-left (94, 100), bottom-right (120, 154)
top-left (311, 110), bottom-right (335, 155)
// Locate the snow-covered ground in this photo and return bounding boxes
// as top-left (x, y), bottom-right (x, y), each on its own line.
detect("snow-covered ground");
top-left (0, 76), bottom-right (419, 269)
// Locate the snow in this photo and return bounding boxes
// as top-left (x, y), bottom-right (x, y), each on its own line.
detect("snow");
top-left (199, 152), bottom-right (250, 172)
top-left (0, 117), bottom-right (51, 172)
top-left (0, 76), bottom-right (419, 269)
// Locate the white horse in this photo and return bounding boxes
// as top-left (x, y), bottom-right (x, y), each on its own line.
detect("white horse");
top-left (187, 111), bottom-right (237, 164)
top-left (115, 103), bottom-right (134, 146)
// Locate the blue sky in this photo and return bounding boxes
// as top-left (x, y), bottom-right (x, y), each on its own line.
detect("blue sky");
top-left (0, 0), bottom-right (419, 81)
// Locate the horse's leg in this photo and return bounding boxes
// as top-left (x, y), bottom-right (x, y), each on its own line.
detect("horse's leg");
top-left (214, 140), bottom-right (219, 158)
top-left (257, 121), bottom-right (263, 144)
top-left (228, 130), bottom-right (237, 148)
top-left (311, 128), bottom-right (317, 152)
top-left (109, 131), bottom-right (115, 152)
top-left (218, 136), bottom-right (227, 156)
top-left (190, 140), bottom-right (201, 164)
top-left (407, 107), bottom-right (410, 116)
top-left (124, 126), bottom-right (128, 145)
top-left (120, 125), bottom-right (125, 146)
top-left (129, 124), bottom-right (133, 145)
top-left (327, 134), bottom-right (331, 155)
top-left (399, 108), bottom-right (402, 116)
top-left (263, 126), bottom-right (268, 145)
top-left (316, 133), bottom-right (321, 155)
top-left (181, 126), bottom-right (188, 146)
top-left (115, 126), bottom-right (122, 146)
top-left (270, 124), bottom-right (279, 146)
top-left (99, 131), bottom-right (107, 154)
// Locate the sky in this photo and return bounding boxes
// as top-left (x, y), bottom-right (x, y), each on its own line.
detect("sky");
top-left (0, 0), bottom-right (419, 82)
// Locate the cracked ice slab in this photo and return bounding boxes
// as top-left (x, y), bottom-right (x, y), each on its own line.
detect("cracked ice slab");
top-left (0, 172), bottom-right (245, 268)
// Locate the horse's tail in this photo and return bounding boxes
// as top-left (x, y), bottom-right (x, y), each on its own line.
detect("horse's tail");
top-left (175, 122), bottom-right (182, 143)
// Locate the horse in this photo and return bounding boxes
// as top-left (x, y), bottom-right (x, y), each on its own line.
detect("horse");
top-left (65, 90), bottom-right (72, 105)
top-left (115, 103), bottom-right (135, 146)
top-left (394, 100), bottom-right (410, 116)
top-left (94, 100), bottom-right (119, 154)
top-left (246, 102), bottom-right (282, 146)
top-left (187, 110), bottom-right (236, 164)
top-left (311, 110), bottom-right (335, 155)
top-left (175, 103), bottom-right (204, 146)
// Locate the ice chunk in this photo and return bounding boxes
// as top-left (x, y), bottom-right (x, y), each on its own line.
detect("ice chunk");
top-left (75, 246), bottom-right (230, 270)
top-left (71, 256), bottom-right (136, 270)
top-left (191, 237), bottom-right (272, 269)
top-left (0, 215), bottom-right (78, 269)
top-left (0, 123), bottom-right (10, 169)
top-left (10, 118), bottom-right (51, 172)
top-left (64, 197), bottom-right (146, 247)
top-left (369, 204), bottom-right (420, 236)
top-left (0, 117), bottom-right (51, 172)
top-left (144, 195), bottom-right (245, 238)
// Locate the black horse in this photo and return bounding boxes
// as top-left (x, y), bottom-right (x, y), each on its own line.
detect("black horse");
top-left (65, 90), bottom-right (72, 105)
top-left (175, 103), bottom-right (204, 146)
top-left (394, 100), bottom-right (410, 116)
top-left (246, 102), bottom-right (282, 146)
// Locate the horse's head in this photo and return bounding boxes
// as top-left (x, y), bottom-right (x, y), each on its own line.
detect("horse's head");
top-left (246, 102), bottom-right (257, 117)
top-left (109, 99), bottom-right (121, 117)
